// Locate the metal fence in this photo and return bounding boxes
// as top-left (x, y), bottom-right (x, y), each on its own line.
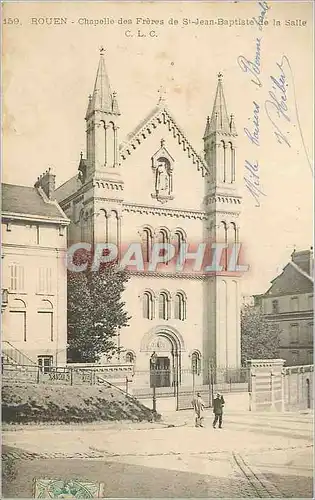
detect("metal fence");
top-left (2, 363), bottom-right (132, 387)
top-left (132, 366), bottom-right (249, 410)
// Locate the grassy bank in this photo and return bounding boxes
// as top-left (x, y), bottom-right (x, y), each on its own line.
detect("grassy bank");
top-left (2, 383), bottom-right (159, 424)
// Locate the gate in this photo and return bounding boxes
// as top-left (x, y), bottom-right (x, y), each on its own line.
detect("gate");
top-left (176, 366), bottom-right (249, 410)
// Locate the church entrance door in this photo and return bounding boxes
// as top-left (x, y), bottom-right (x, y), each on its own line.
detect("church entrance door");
top-left (150, 356), bottom-right (171, 388)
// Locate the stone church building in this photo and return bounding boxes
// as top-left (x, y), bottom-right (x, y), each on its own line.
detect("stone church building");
top-left (55, 49), bottom-right (242, 388)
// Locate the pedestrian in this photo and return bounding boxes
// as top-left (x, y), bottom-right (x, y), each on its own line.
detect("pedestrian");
top-left (212, 392), bottom-right (225, 429)
top-left (192, 392), bottom-right (205, 427)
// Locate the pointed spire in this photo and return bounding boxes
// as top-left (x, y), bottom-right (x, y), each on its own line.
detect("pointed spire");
top-left (86, 47), bottom-right (120, 119)
top-left (203, 116), bottom-right (210, 139)
top-left (208, 72), bottom-right (231, 134)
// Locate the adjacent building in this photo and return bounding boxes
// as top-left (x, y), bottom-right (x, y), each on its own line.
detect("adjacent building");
top-left (1, 170), bottom-right (69, 369)
top-left (254, 249), bottom-right (314, 366)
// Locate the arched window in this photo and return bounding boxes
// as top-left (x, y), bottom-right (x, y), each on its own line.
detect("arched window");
top-left (159, 292), bottom-right (170, 320)
top-left (158, 229), bottom-right (169, 264)
top-left (143, 227), bottom-right (153, 263)
top-left (143, 291), bottom-right (154, 319)
top-left (219, 221), bottom-right (228, 271)
top-left (125, 351), bottom-right (135, 364)
top-left (108, 210), bottom-right (118, 247)
top-left (191, 351), bottom-right (201, 375)
top-left (174, 229), bottom-right (186, 260)
top-left (174, 292), bottom-right (186, 321)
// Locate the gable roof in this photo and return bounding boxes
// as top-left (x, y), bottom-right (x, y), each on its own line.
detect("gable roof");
top-left (55, 175), bottom-right (81, 204)
top-left (264, 261), bottom-right (313, 297)
top-left (1, 183), bottom-right (68, 221)
top-left (120, 105), bottom-right (209, 177)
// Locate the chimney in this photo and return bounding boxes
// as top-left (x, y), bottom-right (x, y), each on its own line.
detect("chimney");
top-left (291, 248), bottom-right (313, 276)
top-left (34, 168), bottom-right (56, 200)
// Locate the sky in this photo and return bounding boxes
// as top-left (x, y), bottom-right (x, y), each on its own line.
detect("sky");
top-left (2, 1), bottom-right (314, 296)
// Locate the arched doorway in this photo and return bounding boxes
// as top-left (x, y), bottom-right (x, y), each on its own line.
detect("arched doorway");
top-left (142, 327), bottom-right (184, 390)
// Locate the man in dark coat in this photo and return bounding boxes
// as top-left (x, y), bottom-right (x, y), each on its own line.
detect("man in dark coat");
top-left (212, 392), bottom-right (225, 429)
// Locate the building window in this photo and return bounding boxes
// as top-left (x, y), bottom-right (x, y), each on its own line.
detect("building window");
top-left (307, 323), bottom-right (313, 344)
top-left (307, 351), bottom-right (313, 365)
top-left (173, 229), bottom-right (186, 259)
top-left (291, 350), bottom-right (299, 365)
top-left (289, 324), bottom-right (299, 344)
top-left (37, 267), bottom-right (52, 294)
top-left (142, 228), bottom-right (153, 263)
top-left (143, 291), bottom-right (154, 319)
top-left (38, 300), bottom-right (54, 342)
top-left (9, 264), bottom-right (24, 292)
top-left (125, 351), bottom-right (135, 364)
top-left (9, 299), bottom-right (27, 342)
top-left (308, 295), bottom-right (313, 310)
top-left (290, 296), bottom-right (299, 312)
top-left (174, 292), bottom-right (186, 321)
top-left (159, 292), bottom-right (170, 320)
top-left (38, 355), bottom-right (53, 374)
top-left (157, 229), bottom-right (169, 264)
top-left (272, 300), bottom-right (279, 313)
top-left (191, 351), bottom-right (201, 375)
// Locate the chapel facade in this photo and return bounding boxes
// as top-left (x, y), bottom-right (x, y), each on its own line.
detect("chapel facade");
top-left (55, 49), bottom-right (243, 388)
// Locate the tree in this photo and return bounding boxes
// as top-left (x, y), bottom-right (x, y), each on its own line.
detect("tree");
top-left (241, 304), bottom-right (280, 365)
top-left (67, 264), bottom-right (131, 363)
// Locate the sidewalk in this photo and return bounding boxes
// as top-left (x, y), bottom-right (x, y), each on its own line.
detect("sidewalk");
top-left (2, 409), bottom-right (313, 498)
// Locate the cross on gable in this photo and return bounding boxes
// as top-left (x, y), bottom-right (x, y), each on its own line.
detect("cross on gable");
top-left (158, 86), bottom-right (166, 103)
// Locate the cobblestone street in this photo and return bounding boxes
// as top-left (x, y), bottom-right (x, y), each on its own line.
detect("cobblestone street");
top-left (2, 410), bottom-right (313, 498)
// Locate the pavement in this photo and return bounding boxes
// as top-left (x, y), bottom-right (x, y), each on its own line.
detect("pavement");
top-left (2, 409), bottom-right (314, 498)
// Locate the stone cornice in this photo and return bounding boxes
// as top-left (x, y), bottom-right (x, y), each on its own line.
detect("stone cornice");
top-left (205, 195), bottom-right (242, 205)
top-left (95, 197), bottom-right (125, 204)
top-left (94, 179), bottom-right (124, 191)
top-left (122, 203), bottom-right (207, 220)
top-left (265, 311), bottom-right (313, 320)
top-left (2, 212), bottom-right (70, 226)
top-left (128, 270), bottom-right (209, 280)
top-left (120, 106), bottom-right (209, 178)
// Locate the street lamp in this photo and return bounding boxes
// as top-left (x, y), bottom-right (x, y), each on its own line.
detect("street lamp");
top-left (151, 351), bottom-right (157, 414)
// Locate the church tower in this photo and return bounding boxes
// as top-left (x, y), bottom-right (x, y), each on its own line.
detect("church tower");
top-left (203, 73), bottom-right (242, 372)
top-left (78, 48), bottom-right (123, 248)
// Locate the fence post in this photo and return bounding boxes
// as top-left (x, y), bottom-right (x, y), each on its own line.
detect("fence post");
top-left (250, 372), bottom-right (256, 411)
top-left (37, 366), bottom-right (40, 384)
top-left (70, 368), bottom-right (73, 386)
top-left (281, 369), bottom-right (285, 412)
top-left (270, 371), bottom-right (275, 410)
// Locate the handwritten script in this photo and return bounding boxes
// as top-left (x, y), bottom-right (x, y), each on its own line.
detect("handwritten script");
top-left (265, 55), bottom-right (291, 148)
top-left (238, 1), bottom-right (270, 207)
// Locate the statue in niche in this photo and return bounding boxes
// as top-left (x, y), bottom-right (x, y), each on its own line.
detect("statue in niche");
top-left (155, 157), bottom-right (172, 196)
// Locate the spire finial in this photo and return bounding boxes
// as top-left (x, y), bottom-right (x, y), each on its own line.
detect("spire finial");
top-left (80, 151), bottom-right (83, 160)
top-left (161, 138), bottom-right (165, 147)
top-left (99, 46), bottom-right (105, 56)
top-left (158, 86), bottom-right (166, 104)
top-left (218, 72), bottom-right (223, 82)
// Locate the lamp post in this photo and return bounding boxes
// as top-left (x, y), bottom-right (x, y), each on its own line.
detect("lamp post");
top-left (151, 351), bottom-right (157, 414)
